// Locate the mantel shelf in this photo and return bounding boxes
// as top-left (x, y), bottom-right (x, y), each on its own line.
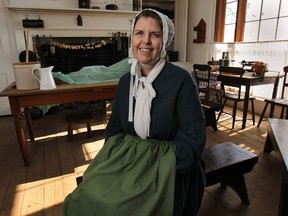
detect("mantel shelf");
top-left (6, 6), bottom-right (139, 16)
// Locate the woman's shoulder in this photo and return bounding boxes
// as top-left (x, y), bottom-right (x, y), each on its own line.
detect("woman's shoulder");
top-left (164, 62), bottom-right (194, 81)
top-left (119, 71), bottom-right (131, 83)
top-left (166, 62), bottom-right (192, 74)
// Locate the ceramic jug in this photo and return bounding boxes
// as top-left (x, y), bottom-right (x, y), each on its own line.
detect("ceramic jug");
top-left (32, 66), bottom-right (56, 90)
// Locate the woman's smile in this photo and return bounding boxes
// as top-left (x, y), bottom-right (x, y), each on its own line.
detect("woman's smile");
top-left (139, 47), bottom-right (153, 52)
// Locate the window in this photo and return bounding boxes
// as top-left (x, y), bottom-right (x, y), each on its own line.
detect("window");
top-left (214, 0), bottom-right (246, 42)
top-left (215, 0), bottom-right (288, 42)
top-left (224, 0), bottom-right (238, 42)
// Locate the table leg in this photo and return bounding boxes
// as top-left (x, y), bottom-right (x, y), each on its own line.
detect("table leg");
top-left (24, 107), bottom-right (34, 142)
top-left (242, 82), bottom-right (251, 129)
top-left (9, 97), bottom-right (30, 166)
top-left (264, 132), bottom-right (274, 152)
top-left (269, 76), bottom-right (281, 118)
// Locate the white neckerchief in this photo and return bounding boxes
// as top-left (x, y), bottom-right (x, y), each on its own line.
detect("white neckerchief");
top-left (128, 57), bottom-right (165, 139)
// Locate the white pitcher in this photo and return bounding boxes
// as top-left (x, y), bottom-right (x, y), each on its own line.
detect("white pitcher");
top-left (32, 66), bottom-right (56, 90)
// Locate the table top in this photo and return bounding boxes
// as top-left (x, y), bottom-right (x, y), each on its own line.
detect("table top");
top-left (220, 71), bottom-right (280, 79)
top-left (268, 118), bottom-right (288, 171)
top-left (172, 62), bottom-right (280, 78)
top-left (0, 81), bottom-right (119, 97)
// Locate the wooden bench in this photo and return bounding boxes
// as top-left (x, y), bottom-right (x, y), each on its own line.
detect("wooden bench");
top-left (264, 118), bottom-right (288, 216)
top-left (201, 99), bottom-right (223, 131)
top-left (66, 112), bottom-right (93, 142)
top-left (202, 142), bottom-right (258, 205)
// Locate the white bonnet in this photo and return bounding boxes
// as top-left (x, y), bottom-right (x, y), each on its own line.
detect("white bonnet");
top-left (130, 8), bottom-right (175, 57)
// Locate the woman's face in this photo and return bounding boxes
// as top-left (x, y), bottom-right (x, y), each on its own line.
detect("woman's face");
top-left (132, 16), bottom-right (163, 67)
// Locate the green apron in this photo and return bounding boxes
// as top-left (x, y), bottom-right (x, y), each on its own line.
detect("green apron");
top-left (63, 133), bottom-right (176, 216)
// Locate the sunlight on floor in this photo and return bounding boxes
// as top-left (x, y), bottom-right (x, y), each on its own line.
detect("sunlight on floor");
top-left (82, 140), bottom-right (104, 161)
top-left (16, 176), bottom-right (66, 215)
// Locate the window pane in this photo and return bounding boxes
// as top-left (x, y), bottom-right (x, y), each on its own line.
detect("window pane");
top-left (280, 0), bottom-right (288, 16)
top-left (246, 0), bottom-right (262, 21)
top-left (244, 21), bottom-right (259, 42)
top-left (259, 19), bottom-right (277, 41)
top-left (224, 24), bottom-right (236, 42)
top-left (225, 1), bottom-right (238, 24)
top-left (276, 17), bottom-right (288, 40)
top-left (262, 0), bottom-right (280, 19)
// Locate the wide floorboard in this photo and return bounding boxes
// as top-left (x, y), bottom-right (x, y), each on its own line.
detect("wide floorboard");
top-left (0, 104), bottom-right (282, 216)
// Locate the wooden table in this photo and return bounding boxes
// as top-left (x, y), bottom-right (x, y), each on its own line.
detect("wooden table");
top-left (242, 72), bottom-right (281, 129)
top-left (223, 71), bottom-right (281, 129)
top-left (174, 63), bottom-right (282, 129)
top-left (193, 70), bottom-right (281, 129)
top-left (0, 81), bottom-right (118, 166)
top-left (264, 118), bottom-right (288, 216)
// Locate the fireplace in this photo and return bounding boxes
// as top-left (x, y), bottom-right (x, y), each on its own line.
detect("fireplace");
top-left (33, 33), bottom-right (129, 74)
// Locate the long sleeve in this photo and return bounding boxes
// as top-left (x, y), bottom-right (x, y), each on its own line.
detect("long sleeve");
top-left (174, 74), bottom-right (206, 173)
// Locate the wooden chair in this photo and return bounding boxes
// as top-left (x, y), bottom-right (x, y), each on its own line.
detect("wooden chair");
top-left (257, 66), bottom-right (288, 127)
top-left (216, 66), bottom-right (255, 129)
top-left (193, 64), bottom-right (221, 103)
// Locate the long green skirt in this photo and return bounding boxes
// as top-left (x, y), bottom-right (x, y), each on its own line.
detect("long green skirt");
top-left (62, 133), bottom-right (176, 216)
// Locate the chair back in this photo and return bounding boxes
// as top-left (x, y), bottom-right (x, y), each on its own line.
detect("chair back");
top-left (193, 64), bottom-right (213, 94)
top-left (281, 66), bottom-right (288, 99)
top-left (219, 66), bottom-right (246, 100)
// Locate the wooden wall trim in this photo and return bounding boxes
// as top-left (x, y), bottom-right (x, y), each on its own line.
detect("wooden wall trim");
top-left (235, 0), bottom-right (247, 42)
top-left (214, 0), bottom-right (226, 42)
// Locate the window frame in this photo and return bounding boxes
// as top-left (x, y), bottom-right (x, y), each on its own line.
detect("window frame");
top-left (214, 0), bottom-right (248, 42)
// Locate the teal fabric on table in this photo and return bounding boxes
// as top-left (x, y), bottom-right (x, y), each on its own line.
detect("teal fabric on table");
top-left (62, 133), bottom-right (176, 216)
top-left (52, 58), bottom-right (131, 84)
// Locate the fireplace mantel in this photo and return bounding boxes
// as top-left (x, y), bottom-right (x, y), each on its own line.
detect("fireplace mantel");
top-left (6, 4), bottom-right (136, 53)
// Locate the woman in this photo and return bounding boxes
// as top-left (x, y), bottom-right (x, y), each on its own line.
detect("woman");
top-left (63, 9), bottom-right (206, 216)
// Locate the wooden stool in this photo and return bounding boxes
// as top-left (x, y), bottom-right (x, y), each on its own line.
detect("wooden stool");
top-left (202, 142), bottom-right (258, 205)
top-left (66, 112), bottom-right (93, 142)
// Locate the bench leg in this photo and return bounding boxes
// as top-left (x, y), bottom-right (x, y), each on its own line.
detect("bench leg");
top-left (264, 133), bottom-right (274, 152)
top-left (220, 175), bottom-right (250, 205)
top-left (76, 176), bottom-right (83, 185)
top-left (67, 122), bottom-right (73, 142)
top-left (204, 109), bottom-right (218, 131)
top-left (87, 120), bottom-right (92, 138)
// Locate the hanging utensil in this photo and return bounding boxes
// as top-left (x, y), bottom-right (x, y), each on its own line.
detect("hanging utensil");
top-left (19, 30), bottom-right (37, 62)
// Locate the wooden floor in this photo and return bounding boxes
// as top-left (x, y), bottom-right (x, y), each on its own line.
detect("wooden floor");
top-left (0, 103), bottom-right (282, 216)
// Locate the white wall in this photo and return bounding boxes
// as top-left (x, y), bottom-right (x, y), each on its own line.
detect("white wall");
top-left (0, 0), bottom-right (16, 115)
top-left (186, 0), bottom-right (216, 65)
top-left (174, 0), bottom-right (188, 61)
